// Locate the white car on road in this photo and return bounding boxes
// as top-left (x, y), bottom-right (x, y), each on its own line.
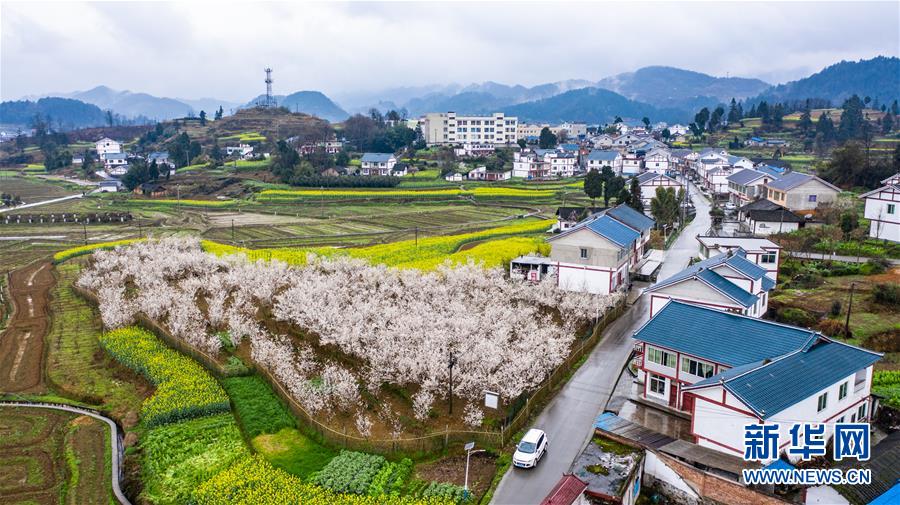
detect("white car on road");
top-left (513, 428), bottom-right (548, 468)
top-left (724, 202), bottom-right (737, 212)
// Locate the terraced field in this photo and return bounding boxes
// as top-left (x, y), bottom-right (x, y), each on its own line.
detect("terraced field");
top-left (0, 407), bottom-right (111, 505)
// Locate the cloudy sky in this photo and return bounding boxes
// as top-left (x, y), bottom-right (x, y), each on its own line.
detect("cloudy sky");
top-left (2, 1), bottom-right (898, 104)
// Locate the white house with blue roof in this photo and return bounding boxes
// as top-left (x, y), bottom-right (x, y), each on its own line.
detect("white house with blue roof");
top-left (359, 153), bottom-right (398, 176)
top-left (644, 248), bottom-right (773, 318)
top-left (633, 301), bottom-right (881, 461)
top-left (548, 204), bottom-right (654, 294)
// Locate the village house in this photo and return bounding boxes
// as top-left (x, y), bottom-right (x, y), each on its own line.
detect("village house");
top-left (98, 179), bottom-right (123, 193)
top-left (548, 205), bottom-right (654, 294)
top-left (696, 235), bottom-right (781, 280)
top-left (225, 143), bottom-right (254, 159)
top-left (466, 165), bottom-right (511, 181)
top-left (644, 248), bottom-right (773, 319)
top-left (545, 150), bottom-right (579, 178)
top-left (133, 182), bottom-right (168, 197)
top-left (95, 137), bottom-right (121, 157)
top-left (737, 199), bottom-right (804, 236)
top-left (444, 171), bottom-right (464, 182)
top-left (621, 152), bottom-right (642, 177)
top-left (359, 153), bottom-right (397, 176)
top-left (591, 134), bottom-right (615, 149)
top-left (453, 143), bottom-right (495, 158)
top-left (103, 152), bottom-right (128, 170)
top-left (540, 474), bottom-right (590, 505)
top-left (726, 168), bottom-right (780, 206)
top-left (859, 173), bottom-right (900, 243)
top-left (512, 150), bottom-right (550, 179)
top-left (764, 171), bottom-right (841, 212)
top-left (642, 148), bottom-right (673, 174)
top-left (606, 204), bottom-right (655, 266)
top-left (555, 206), bottom-right (604, 232)
top-left (634, 301), bottom-right (881, 461)
top-left (147, 151), bottom-right (174, 169)
top-left (585, 149), bottom-right (623, 175)
top-left (635, 172), bottom-right (682, 208)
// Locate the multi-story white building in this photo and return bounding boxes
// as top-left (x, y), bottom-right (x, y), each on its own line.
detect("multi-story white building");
top-left (635, 172), bottom-right (682, 207)
top-left (95, 137), bottom-right (121, 157)
top-left (586, 150), bottom-right (623, 175)
top-left (359, 153), bottom-right (397, 176)
top-left (696, 235), bottom-right (781, 281)
top-left (634, 302), bottom-right (881, 462)
top-left (536, 149), bottom-right (578, 178)
top-left (860, 173), bottom-right (900, 243)
top-left (420, 112), bottom-right (517, 145)
top-left (516, 122), bottom-right (587, 141)
top-left (643, 149), bottom-right (673, 174)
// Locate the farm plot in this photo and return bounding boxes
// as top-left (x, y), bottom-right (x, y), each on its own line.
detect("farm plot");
top-left (0, 261), bottom-right (55, 393)
top-left (45, 261), bottom-right (147, 421)
top-left (0, 177), bottom-right (74, 204)
top-left (79, 237), bottom-right (620, 441)
top-left (0, 407), bottom-right (111, 505)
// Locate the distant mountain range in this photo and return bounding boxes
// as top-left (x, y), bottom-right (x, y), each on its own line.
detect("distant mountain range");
top-left (3, 57), bottom-right (897, 129)
top-left (752, 56), bottom-right (899, 105)
top-left (243, 91), bottom-right (349, 122)
top-left (0, 97), bottom-right (107, 129)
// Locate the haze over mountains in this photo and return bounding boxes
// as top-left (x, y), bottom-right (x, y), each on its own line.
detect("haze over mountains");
top-left (2, 57), bottom-right (897, 129)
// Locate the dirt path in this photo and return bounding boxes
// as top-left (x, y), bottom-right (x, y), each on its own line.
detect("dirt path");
top-left (0, 261), bottom-right (55, 393)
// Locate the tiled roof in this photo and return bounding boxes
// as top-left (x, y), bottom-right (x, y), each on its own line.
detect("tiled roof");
top-left (587, 150), bottom-right (620, 161)
top-left (727, 169), bottom-right (766, 186)
top-left (541, 474), bottom-right (588, 505)
top-left (837, 431), bottom-right (900, 504)
top-left (606, 204), bottom-right (655, 232)
top-left (738, 199), bottom-right (782, 212)
top-left (633, 301), bottom-right (817, 366)
top-left (646, 250), bottom-right (769, 305)
top-left (766, 171), bottom-right (840, 192)
top-left (688, 338), bottom-right (881, 419)
top-left (585, 215), bottom-right (641, 248)
top-left (755, 164), bottom-right (786, 178)
top-left (360, 153), bottom-right (395, 163)
top-left (748, 208), bottom-right (804, 225)
top-left (636, 172), bottom-right (659, 184)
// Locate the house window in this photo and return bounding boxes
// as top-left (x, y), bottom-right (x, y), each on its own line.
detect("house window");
top-left (838, 416), bottom-right (845, 423)
top-left (761, 252), bottom-right (777, 264)
top-left (681, 357), bottom-right (715, 378)
top-left (808, 194), bottom-right (817, 202)
top-left (839, 382), bottom-right (848, 400)
top-left (817, 392), bottom-right (828, 412)
top-left (855, 369), bottom-right (866, 392)
top-left (649, 374), bottom-right (666, 396)
top-left (858, 403), bottom-right (867, 421)
top-left (580, 248), bottom-right (588, 259)
top-left (888, 204), bottom-right (896, 214)
top-left (647, 348), bottom-right (676, 368)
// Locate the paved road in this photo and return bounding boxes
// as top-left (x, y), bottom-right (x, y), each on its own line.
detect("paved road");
top-left (0, 193), bottom-right (83, 214)
top-left (491, 181), bottom-right (712, 505)
top-left (0, 401), bottom-right (131, 505)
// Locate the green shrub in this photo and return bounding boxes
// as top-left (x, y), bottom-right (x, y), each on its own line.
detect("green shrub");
top-left (222, 375), bottom-right (296, 438)
top-left (830, 300), bottom-right (842, 316)
top-left (873, 283), bottom-right (900, 307)
top-left (778, 307), bottom-right (816, 327)
top-left (873, 371), bottom-right (900, 409)
top-left (367, 458), bottom-right (413, 497)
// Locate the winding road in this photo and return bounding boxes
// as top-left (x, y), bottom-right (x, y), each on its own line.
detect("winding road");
top-left (0, 401), bottom-right (132, 505)
top-left (491, 179), bottom-right (711, 504)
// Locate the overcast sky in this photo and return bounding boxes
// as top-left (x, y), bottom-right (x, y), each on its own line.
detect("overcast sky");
top-left (2, 1), bottom-right (898, 103)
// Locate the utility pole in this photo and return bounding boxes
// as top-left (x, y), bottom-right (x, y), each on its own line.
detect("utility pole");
top-left (844, 282), bottom-right (856, 337)
top-left (415, 226), bottom-right (419, 248)
top-left (231, 219), bottom-right (235, 243)
top-left (82, 222), bottom-right (87, 245)
top-left (447, 350), bottom-right (458, 415)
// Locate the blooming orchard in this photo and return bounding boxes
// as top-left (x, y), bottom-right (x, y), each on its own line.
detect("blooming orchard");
top-left (79, 238), bottom-right (620, 434)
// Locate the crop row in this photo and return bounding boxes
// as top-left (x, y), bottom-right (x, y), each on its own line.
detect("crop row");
top-left (195, 456), bottom-right (453, 505)
top-left (53, 239), bottom-right (144, 263)
top-left (312, 450), bottom-right (386, 495)
top-left (873, 370), bottom-right (900, 408)
top-left (126, 198), bottom-right (240, 208)
top-left (99, 326), bottom-right (230, 427)
top-left (256, 186), bottom-right (557, 201)
top-left (202, 219), bottom-right (552, 270)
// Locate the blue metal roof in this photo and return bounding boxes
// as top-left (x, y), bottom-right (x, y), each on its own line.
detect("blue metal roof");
top-left (870, 483), bottom-right (900, 505)
top-left (691, 338), bottom-right (881, 419)
top-left (585, 215), bottom-right (640, 248)
top-left (607, 204), bottom-right (655, 232)
top-left (633, 301), bottom-right (816, 366)
top-left (696, 269), bottom-right (759, 307)
top-left (755, 164), bottom-right (786, 178)
top-left (587, 149), bottom-right (620, 161)
top-left (559, 143), bottom-right (580, 152)
top-left (646, 250), bottom-right (767, 306)
top-left (360, 153), bottom-right (395, 163)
